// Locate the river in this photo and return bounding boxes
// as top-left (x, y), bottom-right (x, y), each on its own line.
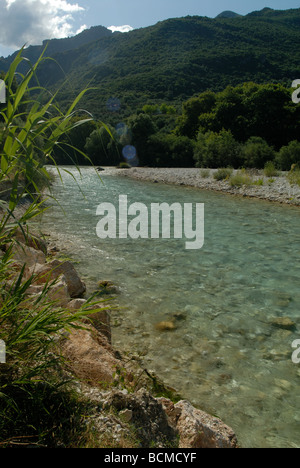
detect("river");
top-left (39, 166), bottom-right (300, 448)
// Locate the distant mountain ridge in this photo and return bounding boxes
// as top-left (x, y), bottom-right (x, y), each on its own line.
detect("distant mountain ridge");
top-left (0, 25), bottom-right (112, 64)
top-left (216, 11), bottom-right (242, 18)
top-left (1, 7), bottom-right (300, 119)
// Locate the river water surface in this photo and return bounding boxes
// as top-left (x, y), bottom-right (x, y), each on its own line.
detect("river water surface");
top-left (39, 167), bottom-right (300, 448)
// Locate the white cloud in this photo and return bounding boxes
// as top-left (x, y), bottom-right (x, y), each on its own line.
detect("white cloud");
top-left (0, 0), bottom-right (86, 49)
top-left (75, 23), bottom-right (87, 35)
top-left (107, 25), bottom-right (134, 33)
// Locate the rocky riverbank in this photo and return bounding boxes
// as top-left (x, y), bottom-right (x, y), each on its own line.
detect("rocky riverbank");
top-left (3, 226), bottom-right (238, 448)
top-left (110, 167), bottom-right (300, 206)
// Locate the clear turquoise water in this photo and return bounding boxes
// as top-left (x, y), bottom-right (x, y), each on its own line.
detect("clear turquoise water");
top-left (39, 167), bottom-right (300, 448)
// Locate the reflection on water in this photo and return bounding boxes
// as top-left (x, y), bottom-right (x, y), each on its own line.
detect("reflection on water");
top-left (39, 167), bottom-right (300, 448)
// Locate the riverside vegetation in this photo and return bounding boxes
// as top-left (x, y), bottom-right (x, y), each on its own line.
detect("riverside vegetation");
top-left (0, 47), bottom-right (238, 449)
top-left (38, 82), bottom-right (300, 174)
top-left (0, 48), bottom-right (110, 447)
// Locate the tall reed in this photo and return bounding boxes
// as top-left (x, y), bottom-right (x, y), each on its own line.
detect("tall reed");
top-left (0, 47), bottom-right (110, 446)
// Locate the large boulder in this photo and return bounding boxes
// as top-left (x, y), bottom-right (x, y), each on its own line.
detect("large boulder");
top-left (158, 398), bottom-right (238, 449)
top-left (14, 228), bottom-right (47, 255)
top-left (12, 243), bottom-right (46, 268)
top-left (88, 310), bottom-right (112, 343)
top-left (61, 324), bottom-right (120, 386)
top-left (47, 277), bottom-right (71, 307)
top-left (105, 389), bottom-right (238, 448)
top-left (67, 298), bottom-right (88, 310)
top-left (49, 260), bottom-right (86, 298)
top-left (106, 388), bottom-right (178, 447)
top-left (67, 299), bottom-right (112, 343)
top-left (31, 260), bottom-right (86, 299)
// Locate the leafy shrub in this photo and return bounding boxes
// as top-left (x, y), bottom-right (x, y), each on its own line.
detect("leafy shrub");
top-left (264, 161), bottom-right (279, 177)
top-left (229, 170), bottom-right (253, 187)
top-left (241, 137), bottom-right (275, 169)
top-left (200, 169), bottom-right (210, 178)
top-left (119, 162), bottom-right (131, 168)
top-left (287, 165), bottom-right (300, 186)
top-left (214, 167), bottom-right (233, 181)
top-left (253, 178), bottom-right (264, 186)
top-left (276, 141), bottom-right (300, 171)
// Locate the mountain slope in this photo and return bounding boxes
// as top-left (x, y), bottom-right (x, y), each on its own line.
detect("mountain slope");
top-left (0, 26), bottom-right (112, 72)
top-left (1, 8), bottom-right (300, 119)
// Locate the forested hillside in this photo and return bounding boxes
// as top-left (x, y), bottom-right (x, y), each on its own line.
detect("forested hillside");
top-left (1, 7), bottom-right (300, 120)
top-left (1, 7), bottom-right (300, 171)
top-left (49, 7), bottom-right (300, 119)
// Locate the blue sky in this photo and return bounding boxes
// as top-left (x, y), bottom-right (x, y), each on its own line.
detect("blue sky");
top-left (0, 0), bottom-right (300, 57)
top-left (79, 0), bottom-right (300, 29)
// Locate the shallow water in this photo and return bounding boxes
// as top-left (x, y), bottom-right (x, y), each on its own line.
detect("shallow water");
top-left (39, 167), bottom-right (300, 448)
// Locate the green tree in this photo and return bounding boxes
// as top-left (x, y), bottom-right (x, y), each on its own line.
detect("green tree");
top-left (178, 82), bottom-right (300, 150)
top-left (194, 130), bottom-right (241, 168)
top-left (84, 125), bottom-right (121, 165)
top-left (127, 113), bottom-right (157, 165)
top-left (146, 133), bottom-right (169, 166)
top-left (166, 134), bottom-right (195, 167)
top-left (208, 85), bottom-right (247, 141)
top-left (160, 103), bottom-right (177, 115)
top-left (176, 91), bottom-right (216, 139)
top-left (244, 83), bottom-right (295, 149)
top-left (146, 133), bottom-right (194, 167)
top-left (142, 104), bottom-right (160, 115)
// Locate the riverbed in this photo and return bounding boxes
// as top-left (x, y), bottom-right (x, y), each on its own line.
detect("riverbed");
top-left (115, 166), bottom-right (300, 205)
top-left (39, 166), bottom-right (300, 448)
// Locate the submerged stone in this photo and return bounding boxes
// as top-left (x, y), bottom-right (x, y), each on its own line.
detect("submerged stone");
top-left (97, 280), bottom-right (119, 295)
top-left (172, 311), bottom-right (188, 321)
top-left (270, 317), bottom-right (297, 331)
top-left (155, 321), bottom-right (177, 332)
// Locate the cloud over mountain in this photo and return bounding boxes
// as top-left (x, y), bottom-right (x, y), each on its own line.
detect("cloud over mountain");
top-left (0, 0), bottom-right (85, 49)
top-left (107, 25), bottom-right (134, 33)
